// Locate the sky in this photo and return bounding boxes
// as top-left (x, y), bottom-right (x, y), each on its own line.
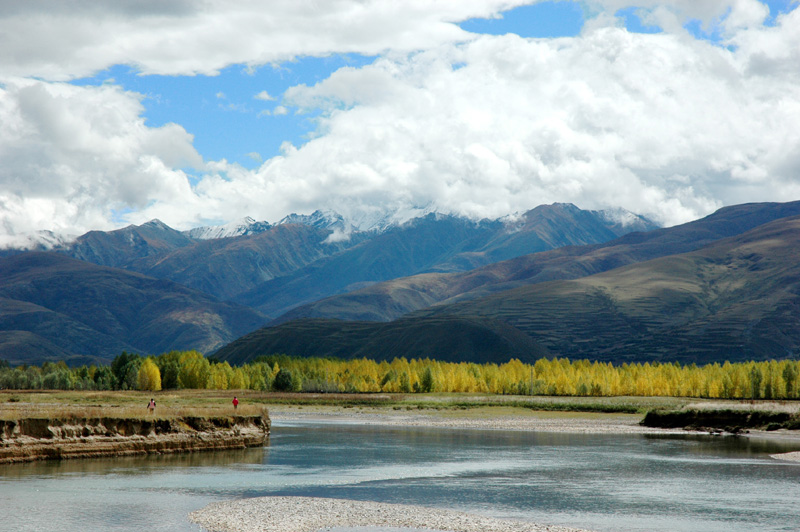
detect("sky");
top-left (1, 0), bottom-right (799, 247)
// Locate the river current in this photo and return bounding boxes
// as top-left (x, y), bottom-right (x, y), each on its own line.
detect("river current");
top-left (1, 420), bottom-right (799, 532)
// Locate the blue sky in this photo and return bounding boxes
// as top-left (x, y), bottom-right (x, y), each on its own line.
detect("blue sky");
top-left (72, 2), bottom-right (591, 170)
top-left (1, 0), bottom-right (799, 244)
top-left (68, 0), bottom-right (795, 169)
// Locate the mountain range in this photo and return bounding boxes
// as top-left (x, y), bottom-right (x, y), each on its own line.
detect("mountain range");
top-left (4, 200), bottom-right (800, 368)
top-left (216, 200), bottom-right (800, 366)
top-left (0, 203), bottom-right (656, 365)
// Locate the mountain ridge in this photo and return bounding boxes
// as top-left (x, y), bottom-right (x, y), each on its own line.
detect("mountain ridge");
top-left (274, 200), bottom-right (800, 324)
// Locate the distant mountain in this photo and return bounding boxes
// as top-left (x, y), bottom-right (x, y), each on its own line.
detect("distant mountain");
top-left (131, 223), bottom-right (365, 302)
top-left (34, 203), bottom-right (653, 320)
top-left (276, 200), bottom-right (800, 323)
top-left (0, 253), bottom-right (266, 366)
top-left (186, 217), bottom-right (272, 240)
top-left (239, 204), bottom-right (654, 318)
top-left (66, 219), bottom-right (195, 269)
top-left (231, 207), bottom-right (800, 365)
top-left (0, 202), bottom-right (661, 365)
top-left (277, 209), bottom-right (350, 233)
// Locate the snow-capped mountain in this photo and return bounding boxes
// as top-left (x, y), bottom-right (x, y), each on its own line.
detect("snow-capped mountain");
top-left (277, 209), bottom-right (348, 232)
top-left (277, 205), bottom-right (446, 234)
top-left (592, 206), bottom-right (660, 233)
top-left (186, 217), bottom-right (272, 240)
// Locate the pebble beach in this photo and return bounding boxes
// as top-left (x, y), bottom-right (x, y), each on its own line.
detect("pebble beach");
top-left (189, 496), bottom-right (594, 532)
top-left (266, 403), bottom-right (681, 434)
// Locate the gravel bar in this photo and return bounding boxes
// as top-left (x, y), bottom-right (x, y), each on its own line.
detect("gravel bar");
top-left (267, 406), bottom-right (681, 435)
top-left (189, 496), bottom-right (594, 532)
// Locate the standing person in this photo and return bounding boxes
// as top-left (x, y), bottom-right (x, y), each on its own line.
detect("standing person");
top-left (148, 398), bottom-right (156, 414)
top-left (232, 396), bottom-right (239, 410)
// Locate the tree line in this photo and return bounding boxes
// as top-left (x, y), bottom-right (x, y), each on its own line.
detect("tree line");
top-left (1, 352), bottom-right (799, 400)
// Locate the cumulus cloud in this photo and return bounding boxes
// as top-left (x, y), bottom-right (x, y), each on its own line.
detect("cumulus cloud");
top-left (0, 79), bottom-right (201, 246)
top-left (0, 0), bottom-right (528, 80)
top-left (1, 0), bottom-right (799, 245)
top-left (181, 9), bottom-right (800, 227)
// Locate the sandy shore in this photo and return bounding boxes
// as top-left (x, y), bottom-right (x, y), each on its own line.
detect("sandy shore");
top-left (770, 451), bottom-right (800, 462)
top-left (190, 496), bottom-right (593, 532)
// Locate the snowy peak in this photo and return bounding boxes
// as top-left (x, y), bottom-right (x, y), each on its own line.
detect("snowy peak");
top-left (187, 217), bottom-right (272, 240)
top-left (593, 207), bottom-right (660, 234)
top-left (277, 210), bottom-right (349, 232)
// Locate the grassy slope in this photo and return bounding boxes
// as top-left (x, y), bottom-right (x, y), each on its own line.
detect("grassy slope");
top-left (422, 215), bottom-right (800, 363)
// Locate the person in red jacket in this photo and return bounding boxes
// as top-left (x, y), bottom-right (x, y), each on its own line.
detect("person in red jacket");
top-left (232, 396), bottom-right (239, 410)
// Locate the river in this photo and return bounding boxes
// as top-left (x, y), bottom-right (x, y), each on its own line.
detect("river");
top-left (1, 420), bottom-right (799, 532)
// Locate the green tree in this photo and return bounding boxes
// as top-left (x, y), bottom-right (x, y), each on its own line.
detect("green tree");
top-left (749, 365), bottom-right (763, 400)
top-left (111, 352), bottom-right (142, 390)
top-left (273, 368), bottom-right (301, 392)
top-left (419, 367), bottom-right (435, 393)
top-left (783, 363), bottom-right (798, 398)
top-left (93, 366), bottom-right (115, 390)
top-left (156, 351), bottom-right (182, 389)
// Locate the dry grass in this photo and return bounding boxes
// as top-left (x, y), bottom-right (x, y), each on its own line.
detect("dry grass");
top-left (1, 389), bottom-right (795, 422)
top-left (0, 390), bottom-right (268, 421)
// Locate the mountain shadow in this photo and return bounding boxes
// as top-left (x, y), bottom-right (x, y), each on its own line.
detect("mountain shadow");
top-left (215, 315), bottom-right (550, 366)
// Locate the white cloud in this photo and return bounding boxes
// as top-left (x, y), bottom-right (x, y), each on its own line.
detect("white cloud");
top-left (254, 90), bottom-right (274, 101)
top-left (0, 79), bottom-right (202, 244)
top-left (1, 1), bottom-right (799, 245)
top-left (182, 17), bottom-right (798, 228)
top-left (0, 0), bottom-right (529, 81)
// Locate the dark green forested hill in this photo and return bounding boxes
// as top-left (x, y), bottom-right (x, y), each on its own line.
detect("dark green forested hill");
top-left (214, 315), bottom-right (551, 366)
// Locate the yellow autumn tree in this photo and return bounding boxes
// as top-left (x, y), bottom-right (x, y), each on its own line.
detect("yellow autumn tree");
top-left (137, 358), bottom-right (162, 392)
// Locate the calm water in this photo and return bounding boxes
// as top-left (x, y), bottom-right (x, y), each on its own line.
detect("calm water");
top-left (1, 421), bottom-right (800, 532)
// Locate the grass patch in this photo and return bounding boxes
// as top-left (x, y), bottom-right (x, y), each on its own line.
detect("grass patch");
top-left (0, 390), bottom-right (268, 421)
top-left (2, 390), bottom-right (795, 423)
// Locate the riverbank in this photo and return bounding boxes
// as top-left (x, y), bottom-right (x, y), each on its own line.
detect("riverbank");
top-left (190, 496), bottom-right (594, 532)
top-left (0, 413), bottom-right (270, 464)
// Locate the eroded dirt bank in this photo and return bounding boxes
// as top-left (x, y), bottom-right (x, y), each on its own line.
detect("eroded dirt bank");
top-left (0, 413), bottom-right (270, 464)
